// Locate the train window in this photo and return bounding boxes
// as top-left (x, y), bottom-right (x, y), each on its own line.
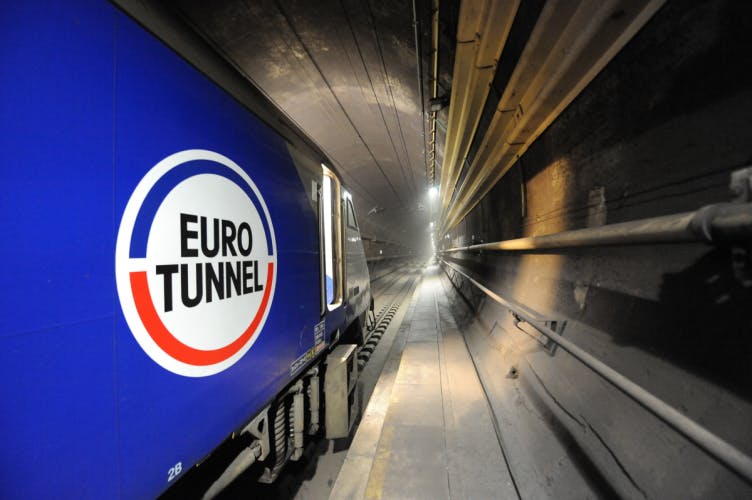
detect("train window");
top-left (346, 198), bottom-right (358, 230)
top-left (322, 166), bottom-right (343, 310)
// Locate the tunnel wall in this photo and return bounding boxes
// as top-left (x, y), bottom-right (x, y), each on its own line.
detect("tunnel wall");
top-left (367, 257), bottom-right (412, 282)
top-left (363, 238), bottom-right (426, 282)
top-left (439, 1), bottom-right (752, 498)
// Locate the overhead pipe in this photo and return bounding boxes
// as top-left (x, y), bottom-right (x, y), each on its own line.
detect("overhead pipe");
top-left (441, 259), bottom-right (752, 485)
top-left (412, 0), bottom-right (429, 186)
top-left (440, 0), bottom-right (666, 235)
top-left (427, 0), bottom-right (440, 186)
top-left (442, 202), bottom-right (752, 253)
top-left (438, 0), bottom-right (520, 219)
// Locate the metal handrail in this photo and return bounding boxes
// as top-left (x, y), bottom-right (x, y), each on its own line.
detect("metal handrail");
top-left (441, 258), bottom-right (752, 485)
top-left (441, 202), bottom-right (752, 253)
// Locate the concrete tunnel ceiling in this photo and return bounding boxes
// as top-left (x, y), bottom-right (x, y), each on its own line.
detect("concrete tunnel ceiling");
top-left (168, 0), bottom-right (666, 254)
top-left (172, 0), bottom-right (443, 254)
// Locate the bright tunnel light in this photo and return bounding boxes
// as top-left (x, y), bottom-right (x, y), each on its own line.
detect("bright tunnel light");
top-left (428, 186), bottom-right (438, 199)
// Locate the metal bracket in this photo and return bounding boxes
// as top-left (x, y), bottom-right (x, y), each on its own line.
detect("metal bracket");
top-left (512, 312), bottom-right (567, 356)
top-left (241, 405), bottom-right (270, 461)
top-left (543, 319), bottom-right (567, 355)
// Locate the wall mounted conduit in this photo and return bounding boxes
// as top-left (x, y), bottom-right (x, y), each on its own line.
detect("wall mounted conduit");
top-left (412, 0), bottom-right (429, 186)
top-left (427, 0), bottom-right (440, 187)
top-left (439, 0), bottom-right (666, 235)
top-left (440, 259), bottom-right (752, 485)
top-left (441, 202), bottom-right (752, 253)
top-left (438, 0), bottom-right (519, 215)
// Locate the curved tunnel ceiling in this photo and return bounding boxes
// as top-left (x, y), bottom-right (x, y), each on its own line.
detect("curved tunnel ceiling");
top-left (128, 0), bottom-right (668, 254)
top-left (172, 0), bottom-right (434, 251)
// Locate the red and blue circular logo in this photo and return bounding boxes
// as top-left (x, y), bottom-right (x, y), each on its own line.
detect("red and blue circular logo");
top-left (116, 150), bottom-right (277, 377)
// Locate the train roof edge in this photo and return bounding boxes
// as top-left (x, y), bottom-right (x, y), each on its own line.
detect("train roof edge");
top-left (111, 0), bottom-right (349, 182)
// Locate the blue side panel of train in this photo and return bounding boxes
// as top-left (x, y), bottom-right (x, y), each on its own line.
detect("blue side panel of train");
top-left (0, 2), bottom-right (325, 497)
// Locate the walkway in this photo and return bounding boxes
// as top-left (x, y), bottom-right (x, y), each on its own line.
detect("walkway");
top-left (331, 264), bottom-right (517, 499)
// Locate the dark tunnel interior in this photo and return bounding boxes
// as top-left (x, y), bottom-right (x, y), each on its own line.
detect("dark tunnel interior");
top-left (1, 0), bottom-right (751, 498)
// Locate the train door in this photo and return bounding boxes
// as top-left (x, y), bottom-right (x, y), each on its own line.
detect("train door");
top-left (321, 165), bottom-right (343, 311)
top-left (343, 192), bottom-right (370, 325)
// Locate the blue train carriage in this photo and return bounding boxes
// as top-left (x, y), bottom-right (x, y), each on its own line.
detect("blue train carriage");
top-left (0, 1), bottom-right (371, 498)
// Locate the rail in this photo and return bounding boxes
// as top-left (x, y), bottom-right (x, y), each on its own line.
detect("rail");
top-left (440, 259), bottom-right (752, 485)
top-left (442, 202), bottom-right (752, 253)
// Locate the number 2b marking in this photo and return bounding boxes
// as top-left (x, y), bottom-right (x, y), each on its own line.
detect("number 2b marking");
top-left (168, 462), bottom-right (183, 482)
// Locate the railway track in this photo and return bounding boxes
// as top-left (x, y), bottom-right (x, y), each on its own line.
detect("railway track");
top-left (357, 266), bottom-right (420, 372)
top-left (205, 262), bottom-right (424, 499)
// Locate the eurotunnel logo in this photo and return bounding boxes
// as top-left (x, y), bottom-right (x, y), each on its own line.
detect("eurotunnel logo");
top-left (116, 150), bottom-right (277, 377)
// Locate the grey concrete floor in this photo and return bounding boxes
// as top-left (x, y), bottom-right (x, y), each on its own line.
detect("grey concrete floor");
top-left (331, 264), bottom-right (517, 499)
